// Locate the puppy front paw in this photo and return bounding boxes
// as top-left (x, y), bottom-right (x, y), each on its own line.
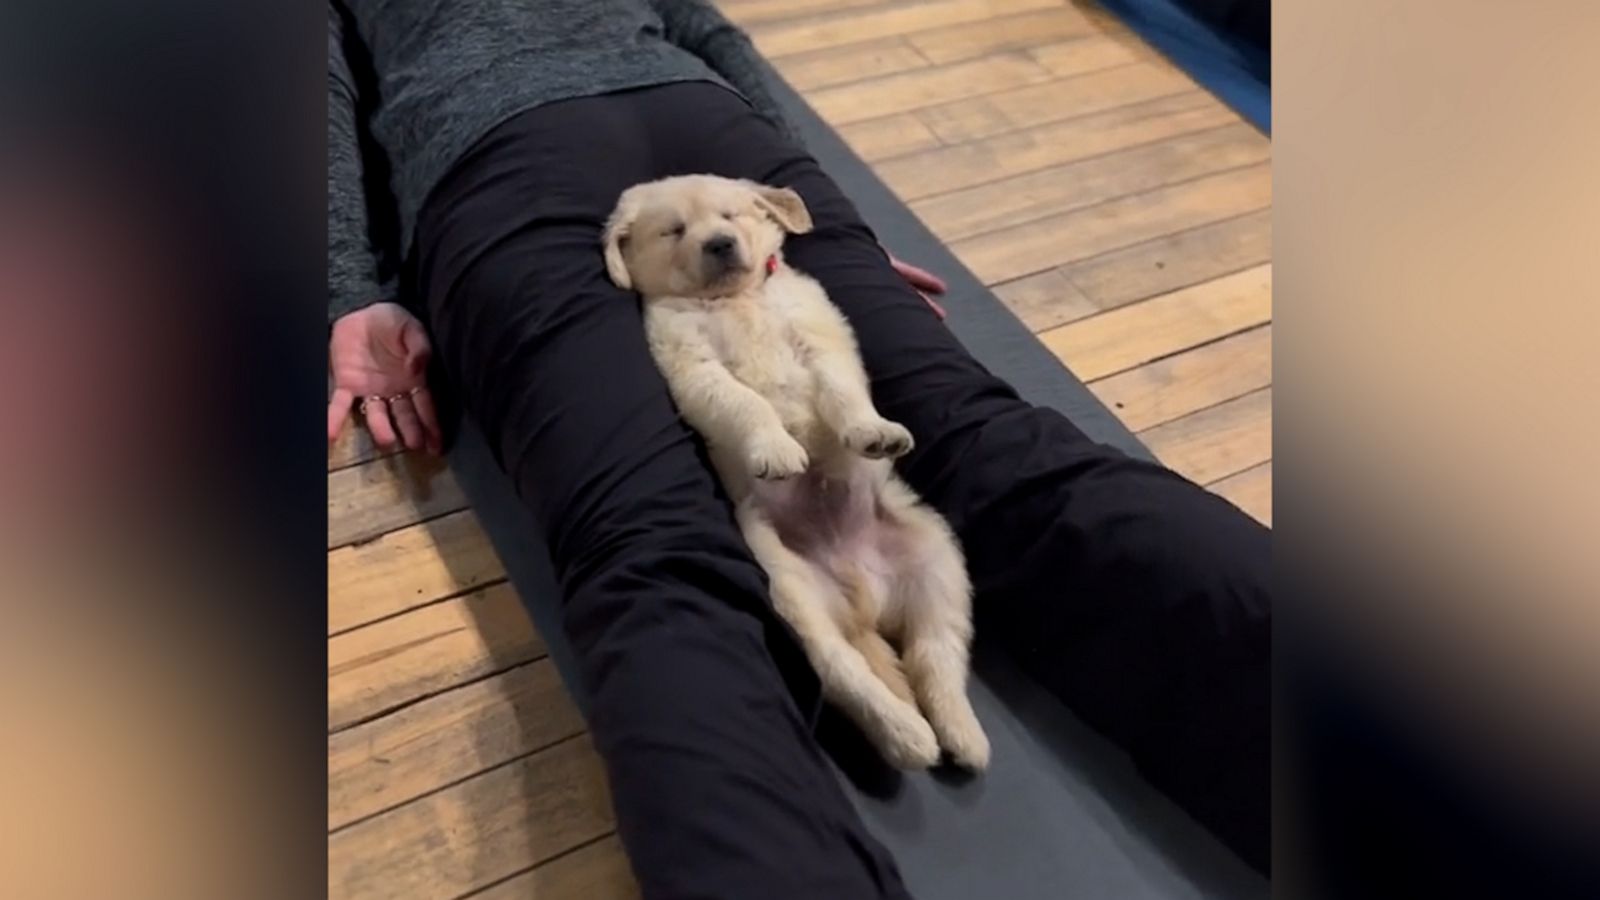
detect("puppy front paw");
top-left (747, 431), bottom-right (809, 480)
top-left (843, 419), bottom-right (914, 460)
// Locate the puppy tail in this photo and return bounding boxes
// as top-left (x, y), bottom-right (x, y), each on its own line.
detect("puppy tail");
top-left (840, 568), bottom-right (916, 707)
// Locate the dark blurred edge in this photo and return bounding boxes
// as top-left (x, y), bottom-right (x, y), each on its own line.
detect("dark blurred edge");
top-left (6, 1), bottom-right (330, 894)
top-left (1283, 571), bottom-right (1600, 899)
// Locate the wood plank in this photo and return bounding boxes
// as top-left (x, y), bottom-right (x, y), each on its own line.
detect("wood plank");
top-left (953, 163), bottom-right (1271, 284)
top-left (724, 0), bottom-right (888, 28)
top-left (806, 53), bottom-right (1051, 125)
top-left (917, 60), bottom-right (1193, 143)
top-left (1140, 387), bottom-right (1272, 485)
top-left (329, 582), bottom-right (545, 731)
top-left (991, 269), bottom-right (1100, 332)
top-left (1029, 32), bottom-right (1153, 78)
top-left (1062, 208), bottom-right (1273, 311)
top-left (906, 6), bottom-right (1110, 64)
top-left (1209, 461), bottom-right (1272, 526)
top-left (328, 454), bottom-right (468, 549)
top-left (1090, 324), bottom-right (1273, 431)
top-left (470, 836), bottom-right (638, 900)
top-left (877, 91), bottom-right (1225, 200)
top-left (1040, 264), bottom-right (1271, 381)
top-left (837, 113), bottom-right (943, 160)
top-left (329, 510), bottom-right (505, 635)
top-left (329, 736), bottom-right (615, 900)
top-left (912, 122), bottom-right (1270, 240)
top-left (771, 37), bottom-right (928, 91)
top-left (755, 0), bottom-right (1058, 57)
top-left (329, 659), bottom-right (584, 830)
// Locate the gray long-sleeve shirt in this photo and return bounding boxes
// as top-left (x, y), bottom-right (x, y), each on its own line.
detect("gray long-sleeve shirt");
top-left (328, 0), bottom-right (797, 322)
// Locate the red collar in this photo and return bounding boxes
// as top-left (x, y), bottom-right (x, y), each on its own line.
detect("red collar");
top-left (765, 254), bottom-right (779, 277)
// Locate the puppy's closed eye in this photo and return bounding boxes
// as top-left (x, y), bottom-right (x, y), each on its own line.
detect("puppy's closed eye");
top-left (661, 222), bottom-right (686, 239)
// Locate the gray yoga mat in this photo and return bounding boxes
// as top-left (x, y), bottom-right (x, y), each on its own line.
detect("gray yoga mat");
top-left (447, 69), bottom-right (1266, 899)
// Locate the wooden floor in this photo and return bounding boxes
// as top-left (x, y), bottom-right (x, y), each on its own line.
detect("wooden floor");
top-left (327, 2), bottom-right (1271, 897)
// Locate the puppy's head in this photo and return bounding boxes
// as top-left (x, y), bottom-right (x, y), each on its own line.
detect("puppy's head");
top-left (603, 175), bottom-right (812, 298)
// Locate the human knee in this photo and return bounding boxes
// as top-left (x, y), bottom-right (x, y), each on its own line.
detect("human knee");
top-left (1090, 472), bottom-right (1272, 633)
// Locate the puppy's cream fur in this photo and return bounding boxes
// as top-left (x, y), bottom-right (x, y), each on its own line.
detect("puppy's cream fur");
top-left (605, 175), bottom-right (988, 769)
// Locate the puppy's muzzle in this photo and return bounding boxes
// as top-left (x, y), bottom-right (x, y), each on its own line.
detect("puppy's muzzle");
top-left (703, 234), bottom-right (737, 260)
top-left (701, 233), bottom-right (745, 281)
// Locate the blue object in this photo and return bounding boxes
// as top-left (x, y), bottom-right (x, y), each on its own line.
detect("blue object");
top-left (1096, 0), bottom-right (1270, 133)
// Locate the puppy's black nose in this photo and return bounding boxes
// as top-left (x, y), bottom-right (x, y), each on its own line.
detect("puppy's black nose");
top-left (703, 235), bottom-right (736, 260)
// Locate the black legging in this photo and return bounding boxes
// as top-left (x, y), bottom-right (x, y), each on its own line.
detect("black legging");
top-left (416, 82), bottom-right (1270, 898)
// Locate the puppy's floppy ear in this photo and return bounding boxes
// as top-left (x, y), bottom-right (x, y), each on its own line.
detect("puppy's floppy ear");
top-left (748, 183), bottom-right (813, 235)
top-left (602, 194), bottom-right (638, 289)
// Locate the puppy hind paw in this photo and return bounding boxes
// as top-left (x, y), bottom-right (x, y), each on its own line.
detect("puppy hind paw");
top-left (875, 708), bottom-right (941, 770)
top-left (747, 432), bottom-right (809, 480)
top-left (844, 419), bottom-right (914, 460)
top-left (939, 718), bottom-right (991, 771)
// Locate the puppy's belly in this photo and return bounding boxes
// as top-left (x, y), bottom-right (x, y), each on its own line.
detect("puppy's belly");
top-left (752, 464), bottom-right (898, 623)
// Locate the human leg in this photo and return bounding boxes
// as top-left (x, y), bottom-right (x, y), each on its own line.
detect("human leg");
top-left (788, 188), bottom-right (1272, 872)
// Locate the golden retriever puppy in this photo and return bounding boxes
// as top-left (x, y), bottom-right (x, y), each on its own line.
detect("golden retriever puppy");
top-left (603, 175), bottom-right (988, 770)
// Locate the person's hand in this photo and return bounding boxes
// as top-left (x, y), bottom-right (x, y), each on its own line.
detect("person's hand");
top-left (885, 252), bottom-right (949, 319)
top-left (327, 302), bottom-right (443, 454)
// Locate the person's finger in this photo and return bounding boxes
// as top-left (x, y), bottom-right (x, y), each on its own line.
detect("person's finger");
top-left (884, 252), bottom-right (948, 295)
top-left (905, 262), bottom-right (947, 294)
top-left (897, 259), bottom-right (948, 295)
top-left (328, 387), bottom-right (355, 443)
top-left (363, 396), bottom-right (398, 447)
top-left (388, 395), bottom-right (426, 451)
top-left (411, 387), bottom-right (444, 455)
